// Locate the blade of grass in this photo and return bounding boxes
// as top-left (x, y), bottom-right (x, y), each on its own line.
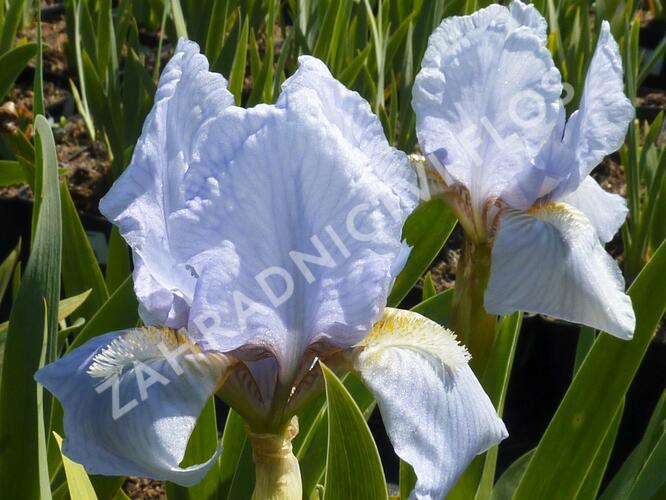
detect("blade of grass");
top-left (0, 0), bottom-right (25, 54)
top-left (0, 115), bottom-right (61, 499)
top-left (53, 432), bottom-right (99, 500)
top-left (228, 17), bottom-right (249, 105)
top-left (33, 4), bottom-right (45, 117)
top-left (0, 43), bottom-right (37, 103)
top-left (60, 181), bottom-right (109, 320)
top-left (171, 0), bottom-right (189, 39)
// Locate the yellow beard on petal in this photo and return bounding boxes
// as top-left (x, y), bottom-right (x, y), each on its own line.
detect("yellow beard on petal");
top-left (87, 327), bottom-right (199, 380)
top-left (357, 308), bottom-right (471, 372)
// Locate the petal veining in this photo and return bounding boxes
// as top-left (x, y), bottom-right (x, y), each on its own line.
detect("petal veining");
top-left (178, 59), bottom-right (417, 377)
top-left (35, 328), bottom-right (231, 486)
top-left (278, 56), bottom-right (418, 208)
top-left (352, 308), bottom-right (507, 499)
top-left (485, 204), bottom-right (635, 339)
top-left (99, 39), bottom-right (234, 328)
top-left (413, 16), bottom-right (562, 211)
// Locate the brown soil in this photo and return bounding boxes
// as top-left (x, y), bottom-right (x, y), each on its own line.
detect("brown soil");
top-left (428, 225), bottom-right (463, 293)
top-left (1, 13), bottom-right (110, 214)
top-left (123, 478), bottom-right (165, 500)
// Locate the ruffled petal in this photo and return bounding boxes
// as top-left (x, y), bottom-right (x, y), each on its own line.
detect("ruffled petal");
top-left (99, 39), bottom-right (234, 328)
top-left (561, 175), bottom-right (627, 243)
top-left (177, 58), bottom-right (417, 378)
top-left (413, 11), bottom-right (561, 211)
top-left (549, 21), bottom-right (634, 197)
top-left (278, 56), bottom-right (418, 208)
top-left (416, 0), bottom-right (546, 70)
top-left (486, 204), bottom-right (635, 339)
top-left (35, 328), bottom-right (231, 486)
top-left (352, 308), bottom-right (507, 499)
top-left (509, 0), bottom-right (548, 42)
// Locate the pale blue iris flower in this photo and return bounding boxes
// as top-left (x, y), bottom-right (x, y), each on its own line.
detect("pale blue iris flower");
top-left (413, 1), bottom-right (636, 339)
top-left (36, 41), bottom-right (507, 499)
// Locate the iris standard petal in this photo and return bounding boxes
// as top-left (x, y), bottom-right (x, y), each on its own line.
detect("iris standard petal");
top-left (177, 61), bottom-right (416, 377)
top-left (351, 308), bottom-right (507, 500)
top-left (99, 39), bottom-right (234, 328)
top-left (554, 21), bottom-right (634, 196)
top-left (485, 204), bottom-right (635, 339)
top-left (561, 175), bottom-right (628, 243)
top-left (35, 328), bottom-right (231, 486)
top-left (278, 56), bottom-right (418, 208)
top-left (416, 0), bottom-right (546, 70)
top-left (413, 14), bottom-right (561, 210)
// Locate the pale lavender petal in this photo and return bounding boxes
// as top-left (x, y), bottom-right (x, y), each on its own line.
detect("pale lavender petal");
top-left (352, 308), bottom-right (507, 499)
top-left (181, 58), bottom-right (417, 378)
top-left (35, 328), bottom-right (230, 486)
top-left (486, 204), bottom-right (635, 339)
top-left (413, 14), bottom-right (562, 211)
top-left (99, 39), bottom-right (234, 328)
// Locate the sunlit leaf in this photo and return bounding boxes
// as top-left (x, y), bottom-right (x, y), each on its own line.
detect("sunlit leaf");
top-left (53, 432), bottom-right (99, 500)
top-left (322, 363), bottom-right (388, 500)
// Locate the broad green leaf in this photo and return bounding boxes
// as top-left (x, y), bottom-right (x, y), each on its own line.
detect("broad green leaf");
top-left (473, 312), bottom-right (522, 499)
top-left (37, 302), bottom-right (52, 500)
top-left (0, 42), bottom-right (37, 103)
top-left (218, 409), bottom-right (254, 499)
top-left (53, 432), bottom-right (99, 500)
top-left (515, 241), bottom-right (666, 499)
top-left (33, 5), bottom-right (45, 117)
top-left (602, 390), bottom-right (666, 499)
top-left (296, 373), bottom-right (375, 497)
top-left (166, 399), bottom-right (221, 499)
top-left (573, 326), bottom-right (596, 374)
top-left (399, 460), bottom-right (417, 500)
top-left (60, 181), bottom-right (109, 321)
top-left (0, 0), bottom-right (25, 54)
top-left (228, 17), bottom-right (249, 105)
top-left (322, 363), bottom-right (388, 500)
top-left (626, 429), bottom-right (666, 500)
top-left (0, 160), bottom-right (28, 186)
top-left (68, 275), bottom-right (138, 351)
top-left (388, 198), bottom-right (456, 307)
top-left (576, 401), bottom-right (624, 500)
top-left (490, 450), bottom-right (534, 500)
top-left (105, 227), bottom-right (131, 293)
top-left (0, 115), bottom-right (62, 499)
top-left (217, 409), bottom-right (254, 500)
top-left (448, 313), bottom-right (522, 500)
top-left (312, 0), bottom-right (342, 62)
top-left (411, 288), bottom-right (454, 326)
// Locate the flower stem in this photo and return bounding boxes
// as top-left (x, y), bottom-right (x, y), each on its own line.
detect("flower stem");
top-left (248, 416), bottom-right (302, 500)
top-left (450, 238), bottom-right (497, 374)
